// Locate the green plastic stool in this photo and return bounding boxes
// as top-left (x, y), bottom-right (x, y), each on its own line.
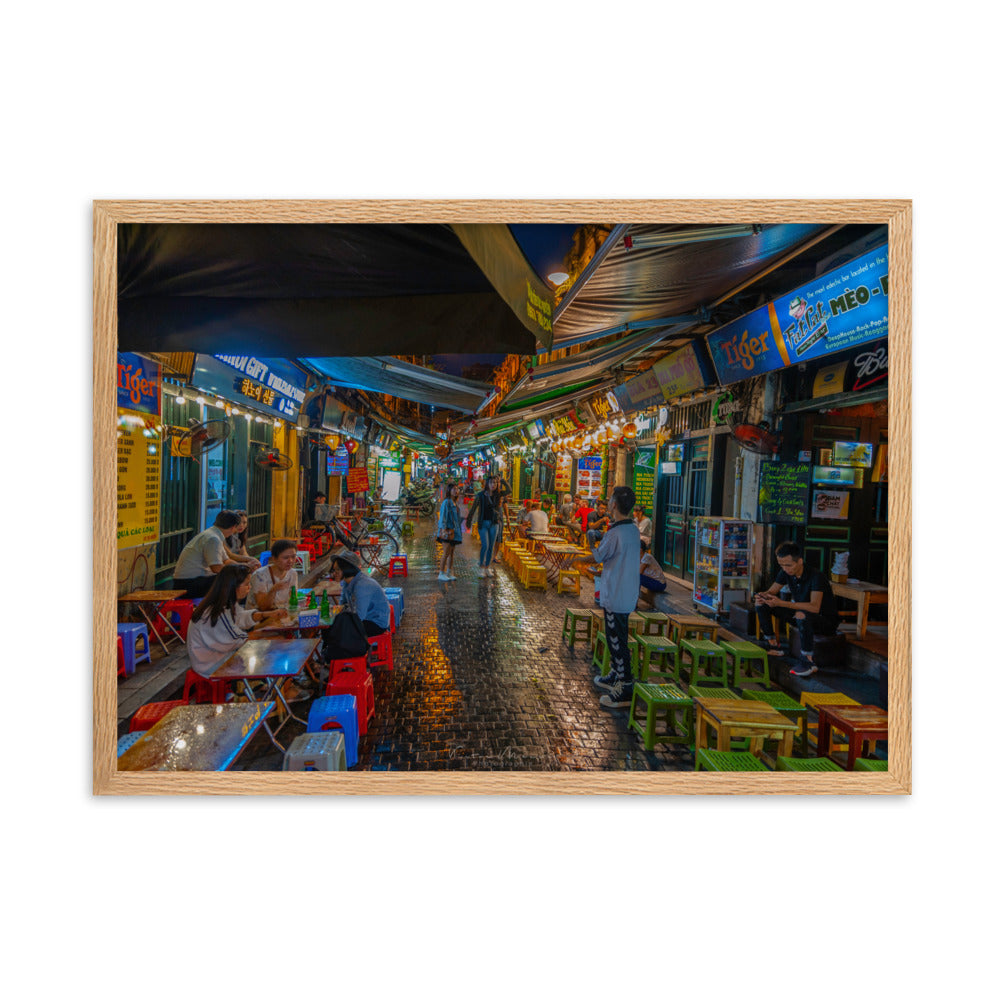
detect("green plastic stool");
top-left (681, 639), bottom-right (727, 687)
top-left (853, 758), bottom-right (888, 771)
top-left (637, 611), bottom-right (672, 637)
top-left (635, 634), bottom-right (681, 683)
top-left (695, 749), bottom-right (770, 772)
top-left (401, 521), bottom-right (415, 535)
top-left (721, 639), bottom-right (772, 689)
top-left (629, 683), bottom-right (693, 750)
top-left (592, 632), bottom-right (638, 677)
top-left (740, 689), bottom-right (809, 756)
top-left (776, 756), bottom-right (842, 772)
top-left (562, 608), bottom-right (593, 649)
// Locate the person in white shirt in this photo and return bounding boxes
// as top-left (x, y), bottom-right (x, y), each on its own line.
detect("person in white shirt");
top-left (634, 506), bottom-right (653, 546)
top-left (172, 510), bottom-right (242, 597)
top-left (527, 501), bottom-right (550, 535)
top-left (247, 539), bottom-right (299, 610)
top-left (186, 564), bottom-right (284, 676)
top-left (638, 540), bottom-right (667, 609)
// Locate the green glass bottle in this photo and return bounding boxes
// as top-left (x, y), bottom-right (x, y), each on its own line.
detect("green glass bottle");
top-left (320, 589), bottom-right (330, 622)
top-left (306, 591), bottom-right (315, 609)
top-left (288, 585), bottom-right (299, 611)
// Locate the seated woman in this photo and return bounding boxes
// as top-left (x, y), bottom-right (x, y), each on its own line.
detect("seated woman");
top-left (321, 551), bottom-right (391, 661)
top-left (247, 539), bottom-right (299, 611)
top-left (224, 510), bottom-right (261, 569)
top-left (638, 540), bottom-right (668, 610)
top-left (186, 564), bottom-right (284, 677)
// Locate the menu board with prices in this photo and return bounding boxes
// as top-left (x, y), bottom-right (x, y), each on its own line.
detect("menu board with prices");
top-left (576, 455), bottom-right (604, 500)
top-left (758, 462), bottom-right (811, 525)
top-left (117, 408), bottom-right (161, 549)
top-left (554, 453), bottom-right (573, 493)
top-left (347, 467), bottom-right (371, 494)
top-left (632, 448), bottom-right (656, 510)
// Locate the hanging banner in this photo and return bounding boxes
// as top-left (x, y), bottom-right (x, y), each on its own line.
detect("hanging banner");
top-left (576, 455), bottom-right (603, 501)
top-left (117, 409), bottom-right (161, 549)
top-left (708, 244), bottom-right (889, 385)
top-left (347, 467), bottom-right (371, 494)
top-left (191, 354), bottom-right (308, 419)
top-left (554, 452), bottom-right (572, 493)
top-left (117, 353), bottom-right (161, 416)
top-left (612, 369), bottom-right (663, 414)
top-left (632, 447), bottom-right (656, 510)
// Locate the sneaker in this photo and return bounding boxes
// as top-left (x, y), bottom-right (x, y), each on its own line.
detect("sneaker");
top-left (445, 573), bottom-right (457, 581)
top-left (479, 566), bottom-right (487, 578)
top-left (599, 680), bottom-right (634, 709)
top-left (593, 672), bottom-right (617, 691)
top-left (790, 662), bottom-right (818, 677)
top-left (437, 572), bottom-right (450, 582)
top-left (486, 566), bottom-right (495, 577)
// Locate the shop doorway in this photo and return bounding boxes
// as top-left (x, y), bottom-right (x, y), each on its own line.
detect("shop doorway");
top-left (656, 437), bottom-right (712, 581)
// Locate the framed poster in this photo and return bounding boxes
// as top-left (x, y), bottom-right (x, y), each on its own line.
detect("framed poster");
top-left (94, 199), bottom-right (911, 797)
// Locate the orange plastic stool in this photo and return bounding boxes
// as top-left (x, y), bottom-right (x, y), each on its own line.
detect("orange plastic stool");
top-left (129, 699), bottom-right (186, 733)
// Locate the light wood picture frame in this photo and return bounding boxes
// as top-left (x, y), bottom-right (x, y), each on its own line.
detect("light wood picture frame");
top-left (94, 199), bottom-right (911, 795)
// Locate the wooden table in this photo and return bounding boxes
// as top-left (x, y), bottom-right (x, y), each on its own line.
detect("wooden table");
top-left (117, 703), bottom-right (274, 771)
top-left (211, 638), bottom-right (320, 751)
top-left (667, 613), bottom-right (720, 643)
top-left (540, 541), bottom-right (588, 583)
top-left (831, 581), bottom-right (888, 639)
top-left (117, 589), bottom-right (188, 654)
top-left (817, 704), bottom-right (889, 770)
top-left (694, 696), bottom-right (798, 758)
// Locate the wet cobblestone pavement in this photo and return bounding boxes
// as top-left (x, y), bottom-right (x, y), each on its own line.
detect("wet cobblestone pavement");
top-left (240, 515), bottom-right (696, 771)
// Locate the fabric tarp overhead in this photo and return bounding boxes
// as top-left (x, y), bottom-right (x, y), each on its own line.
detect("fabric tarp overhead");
top-left (302, 356), bottom-right (493, 415)
top-left (117, 223), bottom-right (551, 357)
top-left (551, 223), bottom-right (828, 348)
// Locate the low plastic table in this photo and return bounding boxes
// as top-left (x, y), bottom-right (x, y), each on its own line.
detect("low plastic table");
top-left (117, 590), bottom-right (188, 654)
top-left (694, 696), bottom-right (797, 759)
top-left (817, 704), bottom-right (889, 770)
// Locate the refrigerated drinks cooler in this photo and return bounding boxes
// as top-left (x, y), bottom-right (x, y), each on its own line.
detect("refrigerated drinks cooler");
top-left (693, 517), bottom-right (753, 613)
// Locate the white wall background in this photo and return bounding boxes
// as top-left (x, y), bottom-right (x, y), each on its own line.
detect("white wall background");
top-left (4, 3), bottom-right (993, 997)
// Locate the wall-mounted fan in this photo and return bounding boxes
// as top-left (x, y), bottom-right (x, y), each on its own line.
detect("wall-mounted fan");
top-left (731, 421), bottom-right (782, 455)
top-left (255, 447), bottom-right (294, 472)
top-left (178, 418), bottom-right (231, 459)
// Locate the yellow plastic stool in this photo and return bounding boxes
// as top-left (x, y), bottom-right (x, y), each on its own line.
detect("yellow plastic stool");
top-left (557, 569), bottom-right (581, 595)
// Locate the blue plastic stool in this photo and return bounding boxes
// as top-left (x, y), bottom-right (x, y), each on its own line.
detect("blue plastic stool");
top-left (259, 550), bottom-right (271, 567)
top-left (116, 623), bottom-right (151, 675)
top-left (385, 586), bottom-right (404, 619)
top-left (117, 731), bottom-right (147, 757)
top-left (307, 695), bottom-right (359, 767)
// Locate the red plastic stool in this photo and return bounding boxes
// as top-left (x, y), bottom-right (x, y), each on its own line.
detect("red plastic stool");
top-left (129, 699), bottom-right (186, 733)
top-left (152, 599), bottom-right (197, 641)
top-left (388, 604), bottom-right (396, 634)
top-left (325, 663), bottom-right (375, 734)
top-left (183, 669), bottom-right (229, 705)
top-left (368, 631), bottom-right (394, 670)
top-left (117, 636), bottom-right (126, 678)
top-left (387, 555), bottom-right (408, 578)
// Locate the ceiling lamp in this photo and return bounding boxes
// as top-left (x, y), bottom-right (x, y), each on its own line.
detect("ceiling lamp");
top-left (434, 441), bottom-right (453, 458)
top-left (548, 270), bottom-right (570, 286)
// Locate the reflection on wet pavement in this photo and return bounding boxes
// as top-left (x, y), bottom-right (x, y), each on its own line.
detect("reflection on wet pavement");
top-left (241, 516), bottom-right (693, 771)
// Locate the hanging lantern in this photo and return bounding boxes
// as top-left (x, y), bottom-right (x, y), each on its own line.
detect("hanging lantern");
top-left (344, 438), bottom-right (358, 454)
top-left (434, 441), bottom-right (453, 458)
top-left (324, 434), bottom-right (340, 450)
top-left (623, 421), bottom-right (638, 439)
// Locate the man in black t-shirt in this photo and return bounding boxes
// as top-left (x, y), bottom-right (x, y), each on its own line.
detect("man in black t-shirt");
top-left (754, 541), bottom-right (839, 677)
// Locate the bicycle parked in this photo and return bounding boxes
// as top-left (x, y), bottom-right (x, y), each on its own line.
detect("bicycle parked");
top-left (304, 504), bottom-right (400, 576)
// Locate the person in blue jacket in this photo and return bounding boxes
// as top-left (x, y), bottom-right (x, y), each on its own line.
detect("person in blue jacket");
top-left (437, 481), bottom-right (463, 581)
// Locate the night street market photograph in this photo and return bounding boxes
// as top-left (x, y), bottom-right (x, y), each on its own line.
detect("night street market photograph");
top-left (94, 200), bottom-right (911, 794)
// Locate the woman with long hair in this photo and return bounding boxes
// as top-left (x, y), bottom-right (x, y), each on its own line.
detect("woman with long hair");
top-left (465, 474), bottom-right (501, 577)
top-left (437, 482), bottom-right (463, 581)
top-left (224, 510), bottom-right (261, 569)
top-left (186, 564), bottom-right (283, 676)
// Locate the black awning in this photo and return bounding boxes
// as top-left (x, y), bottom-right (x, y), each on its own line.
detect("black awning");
top-left (117, 223), bottom-right (547, 357)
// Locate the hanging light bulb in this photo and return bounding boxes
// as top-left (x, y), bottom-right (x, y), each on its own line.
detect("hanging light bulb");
top-left (195, 395), bottom-right (206, 406)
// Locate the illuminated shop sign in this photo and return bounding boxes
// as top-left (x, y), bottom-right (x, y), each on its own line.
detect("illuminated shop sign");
top-left (117, 352), bottom-right (161, 416)
top-left (707, 244), bottom-right (889, 385)
top-left (192, 354), bottom-right (308, 419)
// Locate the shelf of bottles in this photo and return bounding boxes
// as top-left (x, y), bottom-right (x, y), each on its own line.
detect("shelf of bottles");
top-left (693, 517), bottom-right (753, 612)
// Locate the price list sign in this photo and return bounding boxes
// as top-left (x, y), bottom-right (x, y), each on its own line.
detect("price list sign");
top-left (632, 447), bottom-right (656, 510)
top-left (117, 409), bottom-right (161, 548)
top-left (758, 462), bottom-right (811, 525)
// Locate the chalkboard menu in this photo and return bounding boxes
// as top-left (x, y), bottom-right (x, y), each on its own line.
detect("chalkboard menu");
top-left (632, 447), bottom-right (656, 511)
top-left (758, 462), bottom-right (811, 524)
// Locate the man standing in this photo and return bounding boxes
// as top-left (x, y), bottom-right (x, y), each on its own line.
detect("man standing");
top-left (578, 486), bottom-right (641, 709)
top-left (755, 541), bottom-right (840, 677)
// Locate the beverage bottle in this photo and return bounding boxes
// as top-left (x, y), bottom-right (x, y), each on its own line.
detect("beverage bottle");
top-left (306, 591), bottom-right (314, 609)
top-left (320, 589), bottom-right (330, 622)
top-left (289, 585), bottom-right (299, 611)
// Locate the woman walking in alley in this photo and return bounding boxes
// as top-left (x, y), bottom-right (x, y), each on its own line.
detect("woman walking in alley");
top-left (466, 474), bottom-right (502, 577)
top-left (437, 482), bottom-right (463, 581)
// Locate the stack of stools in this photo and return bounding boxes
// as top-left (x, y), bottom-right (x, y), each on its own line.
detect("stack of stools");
top-left (129, 699), bottom-right (185, 732)
top-left (721, 639), bottom-right (772, 689)
top-left (325, 659), bottom-right (374, 734)
top-left (519, 553), bottom-right (547, 591)
top-left (561, 608), bottom-right (594, 649)
top-left (116, 623), bottom-right (151, 677)
top-left (307, 695), bottom-right (359, 767)
top-left (384, 586), bottom-right (404, 626)
top-left (283, 731), bottom-right (347, 771)
top-left (152, 598), bottom-right (196, 641)
top-left (681, 638), bottom-right (727, 688)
